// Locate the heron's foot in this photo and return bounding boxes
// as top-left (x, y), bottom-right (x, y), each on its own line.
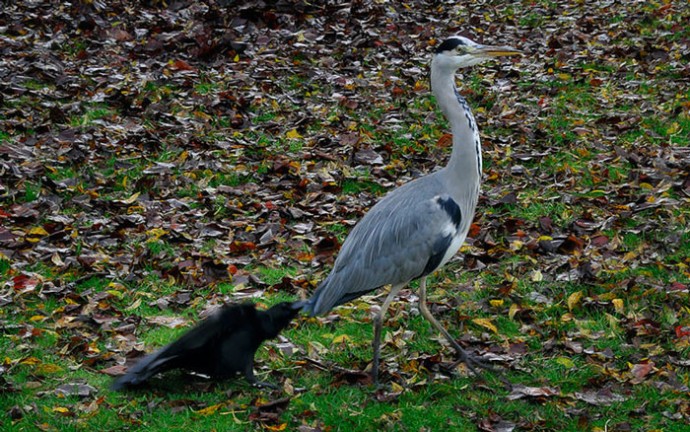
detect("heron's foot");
top-left (251, 380), bottom-right (279, 390)
top-left (444, 350), bottom-right (512, 388)
top-left (450, 350), bottom-right (495, 373)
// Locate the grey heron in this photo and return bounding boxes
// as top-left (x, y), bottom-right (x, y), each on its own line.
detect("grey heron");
top-left (303, 36), bottom-right (521, 382)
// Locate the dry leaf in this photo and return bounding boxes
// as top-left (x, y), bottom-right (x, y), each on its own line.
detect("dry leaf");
top-left (472, 318), bottom-right (498, 334)
top-left (567, 291), bottom-right (583, 311)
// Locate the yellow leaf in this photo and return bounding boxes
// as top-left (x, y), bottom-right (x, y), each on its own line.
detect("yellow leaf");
top-left (106, 290), bottom-right (124, 299)
top-left (567, 291), bottom-right (583, 311)
top-left (28, 227), bottom-right (49, 236)
top-left (391, 382), bottom-right (405, 393)
top-left (612, 298), bottom-right (624, 314)
top-left (53, 406), bottom-right (70, 414)
top-left (36, 363), bottom-right (62, 374)
top-left (666, 122), bottom-right (679, 135)
top-left (472, 318), bottom-right (498, 333)
top-left (332, 334), bottom-right (350, 344)
top-left (531, 270), bottom-right (543, 282)
top-left (51, 253), bottom-right (65, 266)
top-left (561, 313), bottom-right (574, 322)
top-left (195, 403), bottom-right (223, 416)
top-left (121, 192), bottom-right (140, 204)
top-left (146, 228), bottom-right (168, 241)
top-left (125, 298), bottom-right (142, 311)
top-left (21, 357), bottom-right (41, 365)
top-left (489, 299), bottom-right (504, 308)
top-left (108, 282), bottom-right (126, 290)
top-left (555, 357), bottom-right (575, 368)
top-left (606, 313), bottom-right (620, 330)
top-left (508, 303), bottom-right (520, 319)
top-left (265, 424), bottom-right (287, 432)
top-left (194, 110), bottom-right (212, 121)
top-left (286, 128), bottom-right (302, 139)
top-left (597, 292), bottom-right (616, 301)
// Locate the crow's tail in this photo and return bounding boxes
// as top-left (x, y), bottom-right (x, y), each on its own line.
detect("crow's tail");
top-left (110, 351), bottom-right (171, 391)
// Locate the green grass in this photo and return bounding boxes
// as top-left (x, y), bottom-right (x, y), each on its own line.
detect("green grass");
top-left (342, 178), bottom-right (387, 195)
top-left (2, 268), bottom-right (688, 431)
top-left (21, 180), bottom-right (42, 202)
top-left (2, 1), bottom-right (689, 430)
top-left (70, 105), bottom-right (117, 127)
top-left (255, 265), bottom-right (299, 285)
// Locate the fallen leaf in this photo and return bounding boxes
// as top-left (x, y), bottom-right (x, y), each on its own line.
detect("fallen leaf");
top-left (574, 389), bottom-right (625, 405)
top-left (629, 361), bottom-right (654, 384)
top-left (54, 383), bottom-right (98, 398)
top-left (286, 129), bottom-right (302, 139)
top-left (332, 334), bottom-right (351, 344)
top-left (507, 384), bottom-right (559, 400)
top-left (148, 316), bottom-right (189, 328)
top-left (472, 318), bottom-right (498, 333)
top-left (195, 403), bottom-right (224, 416)
top-left (555, 357), bottom-right (575, 368)
top-left (567, 291), bottom-right (583, 311)
top-left (612, 298), bottom-right (624, 314)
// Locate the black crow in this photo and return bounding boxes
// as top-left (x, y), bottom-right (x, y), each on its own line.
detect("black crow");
top-left (111, 301), bottom-right (303, 390)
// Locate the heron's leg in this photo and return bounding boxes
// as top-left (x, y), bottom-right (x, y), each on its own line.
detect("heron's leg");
top-left (372, 283), bottom-right (405, 384)
top-left (418, 277), bottom-right (492, 376)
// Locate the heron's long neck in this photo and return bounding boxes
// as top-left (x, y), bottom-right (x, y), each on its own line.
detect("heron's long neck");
top-left (431, 67), bottom-right (482, 190)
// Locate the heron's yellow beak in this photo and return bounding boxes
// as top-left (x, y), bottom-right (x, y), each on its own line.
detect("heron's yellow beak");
top-left (472, 45), bottom-right (522, 58)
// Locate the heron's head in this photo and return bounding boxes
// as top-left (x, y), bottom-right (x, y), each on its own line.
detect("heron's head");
top-left (432, 36), bottom-right (521, 71)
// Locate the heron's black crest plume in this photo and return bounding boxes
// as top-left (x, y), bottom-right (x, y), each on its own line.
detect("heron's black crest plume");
top-left (435, 37), bottom-right (468, 54)
top-left (111, 301), bottom-right (303, 391)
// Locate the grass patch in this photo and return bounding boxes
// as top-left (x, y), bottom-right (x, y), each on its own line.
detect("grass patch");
top-left (342, 178), bottom-right (387, 195)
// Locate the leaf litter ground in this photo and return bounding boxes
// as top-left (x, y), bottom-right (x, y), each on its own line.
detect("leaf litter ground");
top-left (1, 1), bottom-right (689, 431)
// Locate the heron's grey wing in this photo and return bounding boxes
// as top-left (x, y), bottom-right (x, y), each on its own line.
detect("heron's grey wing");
top-left (307, 176), bottom-right (464, 315)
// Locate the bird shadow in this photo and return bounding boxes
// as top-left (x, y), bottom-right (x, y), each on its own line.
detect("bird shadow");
top-left (112, 371), bottom-right (279, 395)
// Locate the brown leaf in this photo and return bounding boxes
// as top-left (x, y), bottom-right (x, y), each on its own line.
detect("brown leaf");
top-left (100, 365), bottom-right (128, 377)
top-left (354, 148), bottom-right (384, 165)
top-left (506, 384), bottom-right (559, 401)
top-left (54, 383), bottom-right (98, 398)
top-left (557, 235), bottom-right (585, 255)
top-left (630, 361), bottom-right (655, 384)
top-left (148, 316), bottom-right (189, 328)
top-left (574, 389), bottom-right (625, 405)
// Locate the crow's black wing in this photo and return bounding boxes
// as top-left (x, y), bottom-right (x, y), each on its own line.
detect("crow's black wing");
top-left (216, 302), bottom-right (302, 384)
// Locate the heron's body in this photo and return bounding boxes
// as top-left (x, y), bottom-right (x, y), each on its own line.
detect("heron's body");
top-left (302, 36), bottom-right (520, 381)
top-left (307, 167), bottom-right (478, 315)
